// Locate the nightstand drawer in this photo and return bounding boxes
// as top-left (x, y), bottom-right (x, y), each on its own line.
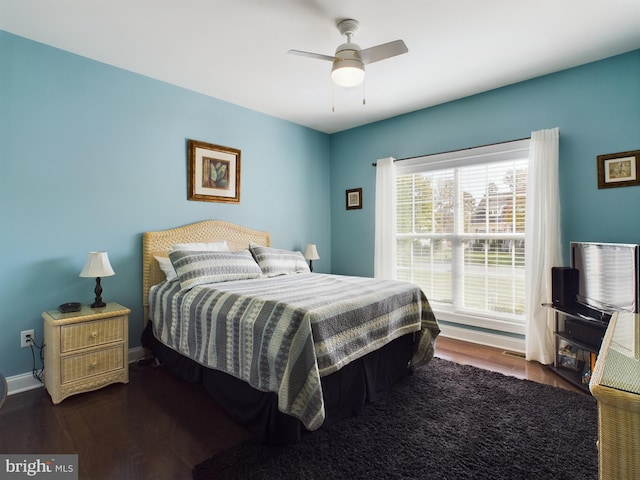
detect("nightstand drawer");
top-left (60, 316), bottom-right (125, 353)
top-left (60, 345), bottom-right (125, 384)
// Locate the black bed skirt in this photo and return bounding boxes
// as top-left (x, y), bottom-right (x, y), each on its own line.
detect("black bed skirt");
top-left (141, 322), bottom-right (415, 445)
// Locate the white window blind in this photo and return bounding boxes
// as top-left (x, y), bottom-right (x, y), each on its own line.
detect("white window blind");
top-left (395, 139), bottom-right (530, 333)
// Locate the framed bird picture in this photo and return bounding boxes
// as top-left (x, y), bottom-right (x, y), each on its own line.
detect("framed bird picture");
top-left (597, 149), bottom-right (640, 189)
top-left (187, 139), bottom-right (241, 203)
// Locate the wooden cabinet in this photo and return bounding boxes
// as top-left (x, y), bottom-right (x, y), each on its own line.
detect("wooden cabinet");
top-left (590, 311), bottom-right (640, 480)
top-left (43, 303), bottom-right (130, 404)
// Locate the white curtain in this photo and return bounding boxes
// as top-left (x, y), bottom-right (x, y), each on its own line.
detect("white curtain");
top-left (525, 128), bottom-right (562, 364)
top-left (374, 157), bottom-right (396, 279)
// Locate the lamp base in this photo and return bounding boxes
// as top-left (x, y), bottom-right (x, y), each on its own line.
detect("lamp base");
top-left (91, 277), bottom-right (106, 309)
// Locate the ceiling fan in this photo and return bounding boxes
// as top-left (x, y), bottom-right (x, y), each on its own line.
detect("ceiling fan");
top-left (288, 19), bottom-right (408, 88)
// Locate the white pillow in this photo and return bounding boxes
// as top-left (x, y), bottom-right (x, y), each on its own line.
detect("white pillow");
top-left (169, 241), bottom-right (230, 253)
top-left (155, 256), bottom-right (178, 282)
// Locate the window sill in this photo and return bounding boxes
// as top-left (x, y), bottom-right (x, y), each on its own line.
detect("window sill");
top-left (434, 309), bottom-right (525, 336)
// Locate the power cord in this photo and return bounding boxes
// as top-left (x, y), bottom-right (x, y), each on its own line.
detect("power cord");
top-left (26, 334), bottom-right (45, 384)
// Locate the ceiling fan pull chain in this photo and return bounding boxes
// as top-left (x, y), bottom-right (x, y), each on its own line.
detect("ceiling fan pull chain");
top-left (362, 78), bottom-right (366, 106)
top-left (332, 83), bottom-right (336, 112)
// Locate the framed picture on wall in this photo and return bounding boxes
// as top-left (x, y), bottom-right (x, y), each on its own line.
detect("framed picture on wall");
top-left (346, 188), bottom-right (363, 210)
top-left (187, 139), bottom-right (241, 203)
top-left (597, 149), bottom-right (640, 189)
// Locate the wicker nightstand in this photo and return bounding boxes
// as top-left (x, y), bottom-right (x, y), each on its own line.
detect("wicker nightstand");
top-left (43, 302), bottom-right (130, 404)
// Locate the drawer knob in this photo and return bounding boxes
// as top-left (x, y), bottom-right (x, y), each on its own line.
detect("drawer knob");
top-left (90, 361), bottom-right (97, 368)
top-left (91, 331), bottom-right (98, 338)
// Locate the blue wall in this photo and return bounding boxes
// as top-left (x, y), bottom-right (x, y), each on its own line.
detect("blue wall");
top-left (2, 29), bottom-right (639, 378)
top-left (330, 50), bottom-right (640, 277)
top-left (0, 31), bottom-right (331, 377)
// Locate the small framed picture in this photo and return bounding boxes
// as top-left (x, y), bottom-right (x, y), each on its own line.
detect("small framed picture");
top-left (187, 139), bottom-right (241, 203)
top-left (597, 149), bottom-right (640, 189)
top-left (346, 188), bottom-right (362, 210)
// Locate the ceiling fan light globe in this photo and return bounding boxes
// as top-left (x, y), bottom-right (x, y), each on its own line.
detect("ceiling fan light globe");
top-left (331, 60), bottom-right (365, 87)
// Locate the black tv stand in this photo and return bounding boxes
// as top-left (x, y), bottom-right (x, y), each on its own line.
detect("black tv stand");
top-left (547, 302), bottom-right (611, 324)
top-left (542, 303), bottom-right (608, 393)
top-left (573, 302), bottom-right (612, 324)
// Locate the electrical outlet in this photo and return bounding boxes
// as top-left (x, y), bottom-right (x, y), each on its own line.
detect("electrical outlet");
top-left (21, 329), bottom-right (35, 348)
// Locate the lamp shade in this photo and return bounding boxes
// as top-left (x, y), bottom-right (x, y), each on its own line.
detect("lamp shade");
top-left (331, 59), bottom-right (365, 87)
top-left (304, 244), bottom-right (320, 261)
top-left (79, 251), bottom-right (115, 278)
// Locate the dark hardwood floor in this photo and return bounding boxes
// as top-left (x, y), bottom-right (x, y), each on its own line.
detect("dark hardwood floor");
top-left (435, 336), bottom-right (584, 394)
top-left (0, 337), bottom-right (583, 479)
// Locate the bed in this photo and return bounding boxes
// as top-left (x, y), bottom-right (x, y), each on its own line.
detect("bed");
top-left (141, 219), bottom-right (440, 444)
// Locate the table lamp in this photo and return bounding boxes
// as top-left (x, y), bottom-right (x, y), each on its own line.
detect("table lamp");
top-left (304, 244), bottom-right (320, 272)
top-left (79, 251), bottom-right (115, 308)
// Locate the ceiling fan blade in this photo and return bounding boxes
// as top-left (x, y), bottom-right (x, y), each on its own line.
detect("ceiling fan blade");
top-left (287, 49), bottom-right (336, 62)
top-left (359, 40), bottom-right (408, 64)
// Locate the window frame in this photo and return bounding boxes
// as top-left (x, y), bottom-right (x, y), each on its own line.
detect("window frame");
top-left (394, 139), bottom-right (530, 335)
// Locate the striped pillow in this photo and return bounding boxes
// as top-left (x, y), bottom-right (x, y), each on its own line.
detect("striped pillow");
top-left (249, 244), bottom-right (310, 277)
top-left (169, 250), bottom-right (262, 290)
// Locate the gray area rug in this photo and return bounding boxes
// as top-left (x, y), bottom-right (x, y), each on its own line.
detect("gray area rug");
top-left (193, 357), bottom-right (598, 479)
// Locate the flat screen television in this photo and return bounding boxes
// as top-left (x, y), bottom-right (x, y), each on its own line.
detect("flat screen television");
top-left (570, 241), bottom-right (640, 315)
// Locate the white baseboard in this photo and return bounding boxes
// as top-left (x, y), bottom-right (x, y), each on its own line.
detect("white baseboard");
top-left (6, 346), bottom-right (147, 396)
top-left (438, 323), bottom-right (525, 354)
top-left (128, 346), bottom-right (146, 364)
top-left (6, 372), bottom-right (43, 396)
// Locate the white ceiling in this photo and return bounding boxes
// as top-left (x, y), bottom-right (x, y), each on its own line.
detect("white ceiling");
top-left (2, 0), bottom-right (639, 134)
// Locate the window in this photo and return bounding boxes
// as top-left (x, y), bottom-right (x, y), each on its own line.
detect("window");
top-left (395, 139), bottom-right (530, 334)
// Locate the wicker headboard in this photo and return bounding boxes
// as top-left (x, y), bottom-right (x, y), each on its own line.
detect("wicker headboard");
top-left (142, 220), bottom-right (271, 324)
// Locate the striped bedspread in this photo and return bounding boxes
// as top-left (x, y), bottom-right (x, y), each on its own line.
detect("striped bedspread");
top-left (149, 273), bottom-right (439, 430)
